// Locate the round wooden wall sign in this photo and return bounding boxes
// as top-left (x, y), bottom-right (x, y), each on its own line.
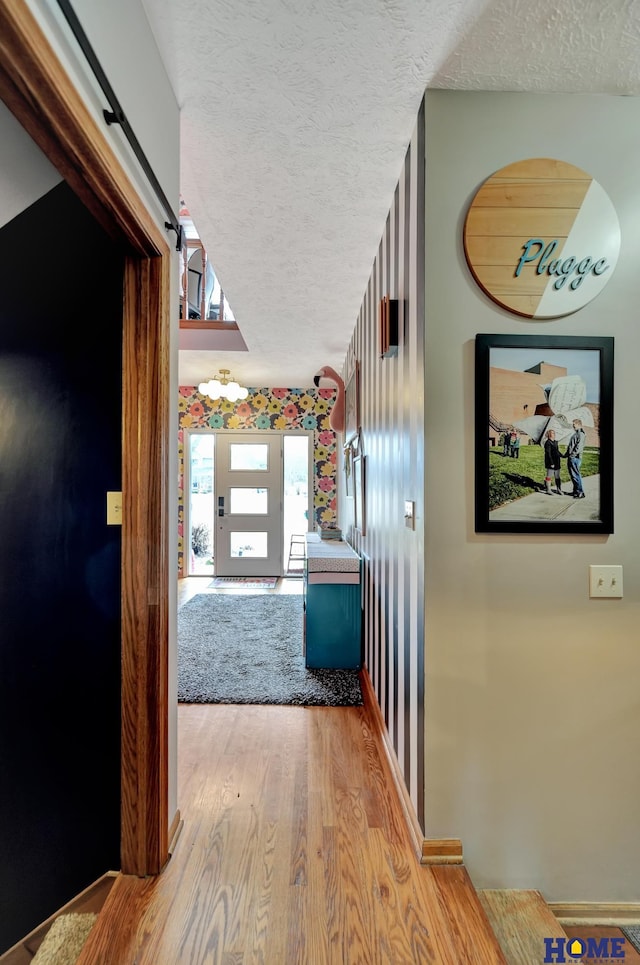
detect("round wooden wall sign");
top-left (463, 158), bottom-right (620, 319)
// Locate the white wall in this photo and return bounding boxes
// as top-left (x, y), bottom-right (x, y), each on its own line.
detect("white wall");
top-left (424, 90), bottom-right (640, 901)
top-left (0, 101), bottom-right (61, 229)
top-left (25, 0), bottom-right (179, 230)
top-left (21, 0), bottom-right (181, 823)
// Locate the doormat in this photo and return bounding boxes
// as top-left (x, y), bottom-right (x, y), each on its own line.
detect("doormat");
top-left (208, 576), bottom-right (278, 589)
top-left (622, 926), bottom-right (640, 953)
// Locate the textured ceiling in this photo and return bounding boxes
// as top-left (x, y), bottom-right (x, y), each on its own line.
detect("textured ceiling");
top-left (140, 0), bottom-right (640, 388)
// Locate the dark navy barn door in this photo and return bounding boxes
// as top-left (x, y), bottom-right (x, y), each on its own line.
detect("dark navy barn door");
top-left (0, 182), bottom-right (123, 952)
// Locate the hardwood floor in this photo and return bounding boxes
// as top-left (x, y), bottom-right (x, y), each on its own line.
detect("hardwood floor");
top-left (76, 596), bottom-right (507, 964)
top-left (8, 578), bottom-right (635, 963)
top-left (479, 890), bottom-right (571, 964)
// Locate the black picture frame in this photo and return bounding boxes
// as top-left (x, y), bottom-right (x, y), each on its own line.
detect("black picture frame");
top-left (343, 443), bottom-right (353, 498)
top-left (353, 454), bottom-right (366, 536)
top-left (475, 334), bottom-right (614, 535)
top-left (344, 360), bottom-right (360, 443)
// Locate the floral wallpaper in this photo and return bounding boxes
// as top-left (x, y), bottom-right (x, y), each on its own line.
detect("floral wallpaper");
top-left (177, 386), bottom-right (338, 575)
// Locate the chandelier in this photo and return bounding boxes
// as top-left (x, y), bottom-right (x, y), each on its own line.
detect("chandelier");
top-left (198, 369), bottom-right (249, 403)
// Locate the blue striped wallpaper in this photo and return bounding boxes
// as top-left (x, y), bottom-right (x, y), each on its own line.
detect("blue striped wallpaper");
top-left (341, 103), bottom-right (425, 828)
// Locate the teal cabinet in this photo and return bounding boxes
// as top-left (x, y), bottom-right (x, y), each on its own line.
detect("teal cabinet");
top-left (303, 534), bottom-right (361, 669)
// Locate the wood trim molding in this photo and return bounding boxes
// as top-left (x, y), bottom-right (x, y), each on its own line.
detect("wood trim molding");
top-left (121, 255), bottom-right (171, 874)
top-left (550, 902), bottom-right (640, 925)
top-left (421, 838), bottom-right (464, 865)
top-left (168, 810), bottom-right (183, 856)
top-left (179, 320), bottom-right (240, 331)
top-left (0, 0), bottom-right (171, 876)
top-left (0, 0), bottom-right (166, 255)
top-left (359, 669), bottom-right (463, 865)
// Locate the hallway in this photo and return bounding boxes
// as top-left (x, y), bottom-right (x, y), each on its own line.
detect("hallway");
top-left (77, 691), bottom-right (505, 963)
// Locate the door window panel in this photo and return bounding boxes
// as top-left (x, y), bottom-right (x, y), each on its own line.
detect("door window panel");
top-left (229, 444), bottom-right (268, 471)
top-left (229, 487), bottom-right (268, 515)
top-left (230, 532), bottom-right (268, 558)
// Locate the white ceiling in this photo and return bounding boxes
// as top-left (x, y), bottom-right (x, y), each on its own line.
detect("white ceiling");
top-left (140, 0), bottom-right (640, 389)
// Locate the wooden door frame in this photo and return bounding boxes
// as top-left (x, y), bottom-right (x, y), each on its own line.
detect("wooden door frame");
top-left (0, 0), bottom-right (172, 875)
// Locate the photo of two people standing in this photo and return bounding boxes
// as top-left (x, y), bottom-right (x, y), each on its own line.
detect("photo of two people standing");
top-left (543, 418), bottom-right (586, 498)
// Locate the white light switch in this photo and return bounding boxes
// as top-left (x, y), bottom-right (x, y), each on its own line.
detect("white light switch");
top-left (404, 500), bottom-right (415, 529)
top-left (589, 565), bottom-right (623, 598)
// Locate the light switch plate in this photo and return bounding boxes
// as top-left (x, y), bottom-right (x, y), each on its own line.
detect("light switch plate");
top-left (589, 564), bottom-right (623, 598)
top-left (404, 500), bottom-right (415, 529)
top-left (107, 491), bottom-right (123, 525)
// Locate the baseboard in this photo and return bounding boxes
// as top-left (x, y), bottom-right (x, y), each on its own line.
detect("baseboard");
top-left (421, 838), bottom-right (464, 864)
top-left (0, 872), bottom-right (118, 964)
top-left (359, 668), bottom-right (463, 866)
top-left (550, 901), bottom-right (640, 925)
top-left (168, 809), bottom-right (183, 856)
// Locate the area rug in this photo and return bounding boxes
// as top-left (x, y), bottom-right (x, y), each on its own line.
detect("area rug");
top-left (208, 576), bottom-right (278, 589)
top-left (622, 926), bottom-right (640, 953)
top-left (178, 593), bottom-right (363, 706)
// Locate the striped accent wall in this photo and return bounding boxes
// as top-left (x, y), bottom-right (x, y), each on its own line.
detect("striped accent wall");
top-left (342, 103), bottom-right (425, 828)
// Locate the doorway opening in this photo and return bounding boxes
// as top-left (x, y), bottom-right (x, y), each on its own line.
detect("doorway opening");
top-left (186, 430), bottom-right (312, 578)
top-left (283, 434), bottom-right (311, 576)
top-left (0, 0), bottom-right (173, 888)
top-left (188, 432), bottom-right (215, 575)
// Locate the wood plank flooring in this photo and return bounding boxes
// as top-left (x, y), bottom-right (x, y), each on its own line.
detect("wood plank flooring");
top-left (77, 698), bottom-right (506, 963)
top-left (75, 576), bottom-right (505, 962)
top-left (479, 890), bottom-right (573, 964)
top-left (8, 579), bottom-right (634, 963)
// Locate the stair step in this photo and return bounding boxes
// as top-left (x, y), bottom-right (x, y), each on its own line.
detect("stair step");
top-left (478, 889), bottom-right (581, 965)
top-left (0, 874), bottom-right (116, 965)
top-left (430, 867), bottom-right (509, 963)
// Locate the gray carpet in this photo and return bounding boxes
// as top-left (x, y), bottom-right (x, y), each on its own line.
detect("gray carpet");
top-left (622, 926), bottom-right (640, 953)
top-left (178, 593), bottom-right (363, 706)
top-left (33, 914), bottom-right (97, 964)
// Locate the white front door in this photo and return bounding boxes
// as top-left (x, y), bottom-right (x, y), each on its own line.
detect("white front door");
top-left (214, 432), bottom-right (283, 576)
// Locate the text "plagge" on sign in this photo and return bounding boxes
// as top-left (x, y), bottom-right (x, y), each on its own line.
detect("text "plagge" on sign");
top-left (515, 239), bottom-right (610, 291)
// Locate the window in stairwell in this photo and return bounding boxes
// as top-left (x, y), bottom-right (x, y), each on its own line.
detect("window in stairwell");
top-left (179, 200), bottom-right (236, 322)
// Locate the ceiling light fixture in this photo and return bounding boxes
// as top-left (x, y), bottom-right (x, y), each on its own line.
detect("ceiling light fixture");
top-left (198, 368), bottom-right (249, 403)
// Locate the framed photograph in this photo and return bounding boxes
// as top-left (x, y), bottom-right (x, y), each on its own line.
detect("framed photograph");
top-left (379, 295), bottom-right (398, 358)
top-left (343, 443), bottom-right (353, 498)
top-left (344, 360), bottom-right (360, 443)
top-left (353, 454), bottom-right (366, 536)
top-left (475, 334), bottom-right (614, 534)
